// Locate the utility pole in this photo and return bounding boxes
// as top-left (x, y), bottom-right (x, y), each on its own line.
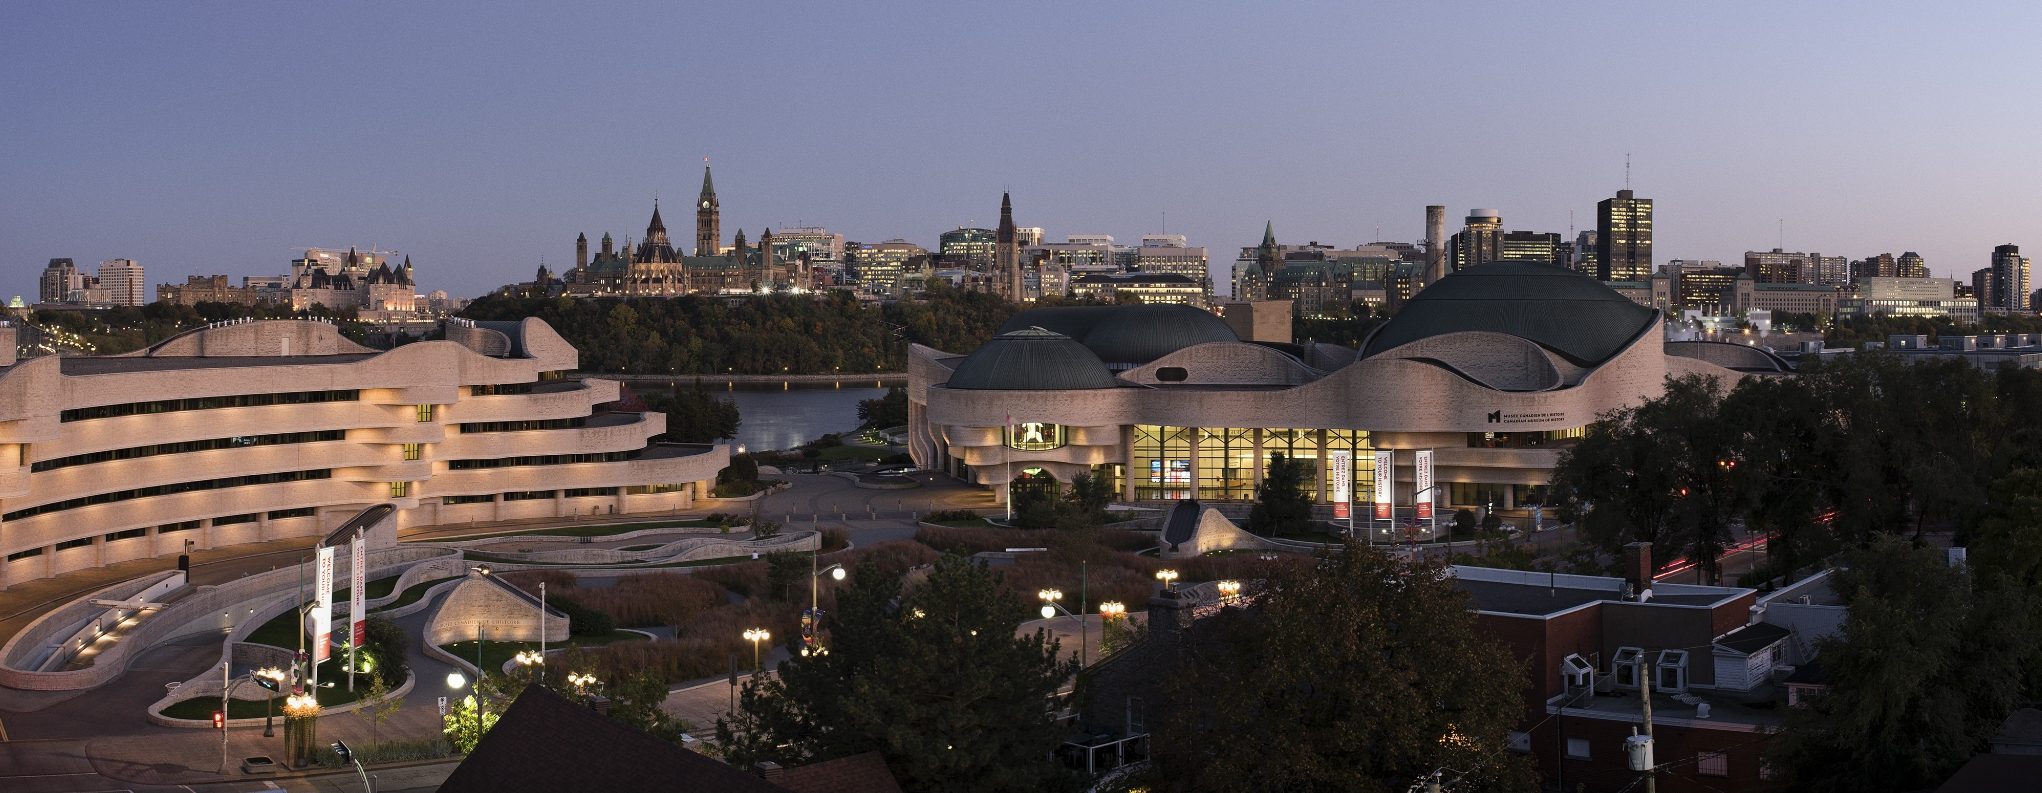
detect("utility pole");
top-left (1641, 655), bottom-right (1657, 793)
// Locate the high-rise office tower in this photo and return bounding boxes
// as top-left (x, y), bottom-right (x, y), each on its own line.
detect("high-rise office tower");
top-left (1424, 205), bottom-right (1447, 285)
top-left (1572, 231), bottom-right (1599, 277)
top-left (1450, 210), bottom-right (1503, 272)
top-left (695, 165), bottom-right (721, 256)
top-left (97, 259), bottom-right (146, 306)
top-left (1991, 244), bottom-right (2030, 312)
top-left (1596, 189), bottom-right (1653, 281)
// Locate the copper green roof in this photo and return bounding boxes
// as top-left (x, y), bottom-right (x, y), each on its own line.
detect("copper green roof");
top-left (945, 328), bottom-right (1118, 390)
top-left (1362, 261), bottom-right (1658, 366)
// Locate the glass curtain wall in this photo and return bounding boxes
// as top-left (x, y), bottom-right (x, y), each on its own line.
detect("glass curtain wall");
top-left (1196, 428), bottom-right (1256, 501)
top-left (1132, 425), bottom-right (1193, 500)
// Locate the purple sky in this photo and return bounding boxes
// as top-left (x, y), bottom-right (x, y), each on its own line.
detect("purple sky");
top-left (4, 2), bottom-right (2039, 300)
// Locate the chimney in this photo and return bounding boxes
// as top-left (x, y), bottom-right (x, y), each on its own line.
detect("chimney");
top-left (1424, 205), bottom-right (1447, 286)
top-left (1146, 590), bottom-right (1194, 641)
top-left (754, 761), bottom-right (785, 781)
top-left (1622, 541), bottom-right (1653, 600)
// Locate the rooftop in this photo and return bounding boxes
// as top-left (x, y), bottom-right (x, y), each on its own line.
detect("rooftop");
top-left (54, 352), bottom-right (380, 375)
top-left (1364, 261), bottom-right (1659, 366)
top-left (1452, 566), bottom-right (1749, 617)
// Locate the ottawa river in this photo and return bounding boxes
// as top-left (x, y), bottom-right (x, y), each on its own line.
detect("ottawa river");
top-left (716, 381), bottom-right (891, 452)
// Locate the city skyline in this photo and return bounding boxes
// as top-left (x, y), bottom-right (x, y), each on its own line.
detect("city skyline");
top-left (5, 3), bottom-right (2041, 300)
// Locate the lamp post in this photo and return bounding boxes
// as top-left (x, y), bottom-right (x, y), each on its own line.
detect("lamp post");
top-left (1216, 580), bottom-right (1243, 605)
top-left (566, 671), bottom-right (599, 699)
top-left (743, 628), bottom-right (771, 674)
top-left (805, 551), bottom-right (848, 657)
top-left (1037, 588), bottom-right (1092, 667)
top-left (513, 650), bottom-right (544, 683)
top-left (1154, 568), bottom-right (1179, 592)
top-left (447, 671), bottom-right (478, 747)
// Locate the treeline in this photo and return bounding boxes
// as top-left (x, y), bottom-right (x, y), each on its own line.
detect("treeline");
top-left (29, 302), bottom-right (362, 355)
top-left (1826, 311), bottom-right (2042, 349)
top-left (1552, 353), bottom-right (2042, 585)
top-left (459, 284), bottom-right (1016, 375)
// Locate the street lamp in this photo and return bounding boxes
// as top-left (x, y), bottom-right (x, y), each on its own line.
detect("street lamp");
top-left (1216, 580), bottom-right (1243, 604)
top-left (1098, 601), bottom-right (1127, 620)
top-left (1154, 569), bottom-right (1179, 592)
top-left (447, 671), bottom-right (479, 742)
top-left (566, 671), bottom-right (599, 696)
top-left (1037, 588), bottom-right (1088, 667)
top-left (514, 649), bottom-right (544, 682)
top-left (805, 553), bottom-right (848, 657)
top-left (743, 628), bottom-right (771, 673)
top-left (1036, 588), bottom-right (1063, 620)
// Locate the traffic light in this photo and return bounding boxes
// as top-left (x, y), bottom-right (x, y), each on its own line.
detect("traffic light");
top-left (212, 710), bottom-right (225, 730)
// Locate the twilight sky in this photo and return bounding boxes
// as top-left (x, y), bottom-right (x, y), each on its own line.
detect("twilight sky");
top-left (4, 2), bottom-right (2039, 300)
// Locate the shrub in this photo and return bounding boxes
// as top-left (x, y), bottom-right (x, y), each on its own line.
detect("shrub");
top-left (925, 509), bottom-right (983, 523)
top-left (549, 595), bottom-right (617, 636)
top-left (362, 616), bottom-right (409, 688)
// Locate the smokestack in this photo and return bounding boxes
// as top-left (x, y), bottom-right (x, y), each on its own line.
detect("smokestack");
top-left (1424, 205), bottom-right (1447, 286)
top-left (1622, 541), bottom-right (1653, 601)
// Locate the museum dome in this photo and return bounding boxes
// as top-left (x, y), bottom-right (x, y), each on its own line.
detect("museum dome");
top-left (1361, 261), bottom-right (1659, 366)
top-left (998, 304), bottom-right (1238, 367)
top-left (944, 327), bottom-right (1120, 390)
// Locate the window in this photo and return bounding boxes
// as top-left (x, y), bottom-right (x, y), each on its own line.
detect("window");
top-left (61, 390), bottom-right (359, 422)
top-left (158, 520), bottom-right (201, 533)
top-left (1196, 427), bottom-right (1255, 501)
top-left (1, 470), bottom-right (333, 522)
top-left (626, 483), bottom-right (687, 495)
top-left (267, 508), bottom-right (315, 520)
top-left (104, 528), bottom-right (148, 542)
top-left (402, 443), bottom-right (422, 461)
top-left (389, 481), bottom-right (411, 498)
top-left (448, 450), bottom-right (642, 469)
top-left (1697, 751), bottom-right (1729, 777)
top-left (55, 538), bottom-right (95, 551)
top-left (1004, 421), bottom-right (1066, 451)
top-left (1155, 367), bottom-right (1188, 382)
top-left (565, 487), bottom-right (619, 498)
top-left (469, 382), bottom-right (538, 396)
top-left (213, 513), bottom-right (258, 526)
top-left (30, 430), bottom-right (346, 473)
top-left (443, 494), bottom-right (495, 505)
top-left (1561, 653), bottom-right (1595, 691)
top-left (502, 490), bottom-right (556, 501)
top-left (1565, 738), bottom-right (1590, 759)
top-left (6, 548), bottom-right (43, 561)
top-left (415, 404), bottom-right (436, 423)
top-left (457, 417), bottom-right (586, 433)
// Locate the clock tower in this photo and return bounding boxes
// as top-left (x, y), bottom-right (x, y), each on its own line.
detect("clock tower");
top-left (695, 164), bottom-right (721, 256)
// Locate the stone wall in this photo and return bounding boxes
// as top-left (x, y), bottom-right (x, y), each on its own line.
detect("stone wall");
top-left (423, 570), bottom-right (570, 646)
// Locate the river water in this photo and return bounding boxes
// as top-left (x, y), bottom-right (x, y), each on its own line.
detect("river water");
top-left (714, 382), bottom-right (890, 452)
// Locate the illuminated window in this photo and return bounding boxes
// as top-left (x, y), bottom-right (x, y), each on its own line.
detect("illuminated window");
top-left (388, 481), bottom-right (411, 498)
top-left (415, 404), bottom-right (435, 423)
top-left (402, 443), bottom-right (423, 461)
top-left (1004, 422), bottom-right (1065, 451)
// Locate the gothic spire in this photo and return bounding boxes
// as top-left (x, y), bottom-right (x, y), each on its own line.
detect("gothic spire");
top-left (1261, 220), bottom-right (1276, 248)
top-left (996, 192), bottom-right (1016, 243)
top-left (648, 200), bottom-right (666, 233)
top-left (700, 165), bottom-right (716, 202)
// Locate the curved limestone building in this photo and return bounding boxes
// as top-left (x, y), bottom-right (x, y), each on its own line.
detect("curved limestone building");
top-left (0, 317), bottom-right (729, 588)
top-left (908, 262), bottom-right (1784, 513)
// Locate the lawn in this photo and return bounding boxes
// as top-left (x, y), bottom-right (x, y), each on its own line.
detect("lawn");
top-left (160, 661), bottom-right (377, 719)
top-left (372, 576), bottom-right (463, 613)
top-left (332, 574), bottom-right (400, 605)
top-left (461, 551), bottom-right (755, 569)
top-left (439, 631), bottom-right (649, 675)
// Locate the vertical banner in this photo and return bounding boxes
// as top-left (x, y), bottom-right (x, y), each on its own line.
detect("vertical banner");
top-left (349, 534), bottom-right (366, 646)
top-left (1415, 449), bottom-right (1436, 520)
top-left (313, 546), bottom-right (334, 664)
top-left (1372, 450), bottom-right (1394, 520)
top-left (1329, 450), bottom-right (1352, 520)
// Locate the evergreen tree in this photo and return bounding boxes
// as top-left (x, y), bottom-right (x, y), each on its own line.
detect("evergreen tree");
top-left (1248, 452), bottom-right (1313, 536)
top-left (716, 554), bottom-right (1078, 793)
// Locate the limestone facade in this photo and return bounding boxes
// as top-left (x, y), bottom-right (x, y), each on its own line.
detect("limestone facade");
top-left (0, 318), bottom-right (729, 588)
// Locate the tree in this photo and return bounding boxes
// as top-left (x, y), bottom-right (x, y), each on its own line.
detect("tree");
top-left (1150, 544), bottom-right (1533, 791)
top-left (644, 383), bottom-right (741, 443)
top-left (1769, 536), bottom-right (2041, 792)
top-left (716, 554), bottom-right (1078, 793)
top-left (765, 551), bottom-right (806, 601)
top-left (355, 672), bottom-right (403, 744)
top-left (856, 387), bottom-right (908, 430)
top-left (361, 616), bottom-right (409, 688)
top-left (608, 672), bottom-right (690, 742)
top-left (1451, 508), bottom-right (1477, 538)
top-left (1248, 452), bottom-right (1313, 537)
top-left (1056, 472), bottom-right (1112, 529)
top-left (442, 694), bottom-right (501, 753)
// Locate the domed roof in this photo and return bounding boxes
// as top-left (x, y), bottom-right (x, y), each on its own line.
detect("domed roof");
top-left (998, 304), bottom-right (1238, 366)
top-left (1362, 261), bottom-right (1658, 366)
top-left (945, 327), bottom-right (1120, 390)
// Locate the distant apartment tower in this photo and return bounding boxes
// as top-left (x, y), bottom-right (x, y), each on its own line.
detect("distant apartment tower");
top-left (1449, 210), bottom-right (1503, 271)
top-left (1897, 251), bottom-right (1928, 279)
top-left (1744, 249), bottom-right (1847, 285)
top-left (1851, 253), bottom-right (1898, 282)
top-left (1572, 231), bottom-right (1599, 277)
top-left (1133, 235), bottom-right (1211, 300)
top-left (1973, 267), bottom-right (1995, 310)
top-left (1595, 189), bottom-right (1653, 281)
top-left (38, 258), bottom-right (78, 303)
top-left (97, 259), bottom-right (146, 306)
top-left (1991, 244), bottom-right (2031, 312)
top-left (939, 227), bottom-right (997, 269)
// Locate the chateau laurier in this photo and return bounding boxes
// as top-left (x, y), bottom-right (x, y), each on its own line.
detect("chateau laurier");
top-left (540, 165), bottom-right (803, 296)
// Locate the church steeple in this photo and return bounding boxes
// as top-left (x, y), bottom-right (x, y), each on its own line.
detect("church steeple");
top-left (695, 164), bottom-right (721, 256)
top-left (645, 200), bottom-right (669, 246)
top-left (996, 192), bottom-right (1021, 301)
